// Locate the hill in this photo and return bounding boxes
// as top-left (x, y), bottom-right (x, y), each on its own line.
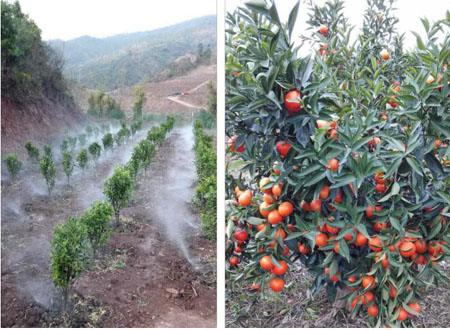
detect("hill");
top-left (1, 1), bottom-right (84, 154)
top-left (49, 15), bottom-right (216, 91)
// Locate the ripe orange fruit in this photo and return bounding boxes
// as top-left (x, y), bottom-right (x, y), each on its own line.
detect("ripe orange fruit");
top-left (375, 172), bottom-right (386, 184)
top-left (373, 221), bottom-right (387, 232)
top-left (274, 228), bottom-right (286, 241)
top-left (230, 135), bottom-right (245, 152)
top-left (318, 24), bottom-right (328, 35)
top-left (351, 296), bottom-right (360, 309)
top-left (298, 243), bottom-right (311, 254)
top-left (260, 255), bottom-right (273, 270)
top-left (259, 202), bottom-right (271, 217)
top-left (328, 158), bottom-right (339, 171)
top-left (362, 275), bottom-right (376, 290)
top-left (256, 223), bottom-right (266, 232)
top-left (315, 233), bottom-right (328, 247)
top-left (397, 308), bottom-right (408, 321)
top-left (375, 183), bottom-right (386, 193)
top-left (268, 210), bottom-right (283, 225)
top-left (414, 240), bottom-right (427, 254)
top-left (399, 241), bottom-right (416, 258)
top-left (361, 291), bottom-right (375, 305)
top-left (334, 189), bottom-right (343, 203)
top-left (234, 246), bottom-right (242, 253)
top-left (333, 241), bottom-right (340, 253)
top-left (264, 193), bottom-right (274, 204)
top-left (259, 177), bottom-right (271, 193)
top-left (234, 229), bottom-right (248, 241)
top-left (272, 183), bottom-right (282, 197)
top-left (301, 200), bottom-right (310, 211)
top-left (278, 201), bottom-right (294, 217)
top-left (428, 241), bottom-right (442, 257)
top-left (344, 232), bottom-right (354, 241)
top-left (435, 139), bottom-right (441, 148)
top-left (238, 190), bottom-right (253, 206)
top-left (369, 236), bottom-right (383, 251)
top-left (316, 119), bottom-right (330, 129)
top-left (269, 277), bottom-right (284, 292)
top-left (284, 90), bottom-right (302, 113)
top-left (365, 205), bottom-right (374, 218)
top-left (389, 285), bottom-right (397, 298)
top-left (229, 256), bottom-right (239, 267)
top-left (367, 304), bottom-right (378, 317)
top-left (356, 232), bottom-right (368, 246)
top-left (272, 260), bottom-right (288, 275)
top-left (310, 199), bottom-right (321, 213)
top-left (276, 141), bottom-right (291, 158)
top-left (375, 253), bottom-right (389, 268)
top-left (380, 49), bottom-right (390, 60)
top-left (320, 185), bottom-right (330, 199)
top-left (407, 301), bottom-right (421, 315)
top-left (426, 74), bottom-right (435, 85)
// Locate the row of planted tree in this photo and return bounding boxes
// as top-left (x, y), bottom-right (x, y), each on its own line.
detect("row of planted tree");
top-left (47, 117), bottom-right (174, 310)
top-left (4, 121), bottom-right (143, 193)
top-left (192, 120), bottom-right (217, 241)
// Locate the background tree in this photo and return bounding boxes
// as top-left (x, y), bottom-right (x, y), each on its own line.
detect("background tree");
top-left (206, 81), bottom-right (217, 119)
top-left (60, 138), bottom-right (69, 154)
top-left (50, 216), bottom-right (87, 311)
top-left (4, 153), bottom-right (22, 181)
top-left (88, 142), bottom-right (101, 164)
top-left (103, 166), bottom-right (134, 227)
top-left (40, 154), bottom-right (56, 196)
top-left (76, 149), bottom-right (88, 170)
top-left (24, 140), bottom-right (40, 165)
top-left (62, 151), bottom-right (74, 185)
top-left (132, 83), bottom-right (146, 120)
top-left (79, 201), bottom-right (113, 258)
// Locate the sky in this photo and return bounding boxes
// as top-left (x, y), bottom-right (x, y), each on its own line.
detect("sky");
top-left (226, 0), bottom-right (450, 52)
top-left (13, 0), bottom-right (216, 41)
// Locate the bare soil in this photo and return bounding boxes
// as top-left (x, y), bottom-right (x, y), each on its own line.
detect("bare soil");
top-left (1, 126), bottom-right (216, 327)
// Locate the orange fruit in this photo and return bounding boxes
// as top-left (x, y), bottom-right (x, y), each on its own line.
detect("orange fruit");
top-left (328, 158), bottom-right (339, 171)
top-left (380, 49), bottom-right (390, 60)
top-left (361, 291), bottom-right (375, 305)
top-left (366, 205), bottom-right (374, 218)
top-left (367, 304), bottom-right (378, 317)
top-left (369, 236), bottom-right (383, 251)
top-left (414, 240), bottom-right (427, 254)
top-left (310, 199), bottom-right (321, 213)
top-left (375, 183), bottom-right (386, 193)
top-left (269, 277), bottom-right (284, 292)
top-left (272, 183), bottom-right (282, 197)
top-left (256, 223), bottom-right (266, 232)
top-left (259, 177), bottom-right (271, 193)
top-left (316, 119), bottom-right (330, 129)
top-left (320, 185), bottom-right (330, 199)
top-left (356, 232), bottom-right (368, 246)
top-left (435, 139), bottom-right (441, 148)
top-left (234, 229), bottom-right (248, 241)
top-left (238, 190), bottom-right (252, 206)
top-left (399, 241), bottom-right (416, 258)
top-left (278, 201), bottom-right (294, 217)
top-left (276, 141), bottom-right (291, 158)
top-left (315, 233), bottom-right (328, 247)
top-left (259, 202), bottom-right (271, 217)
top-left (284, 90), bottom-right (302, 113)
top-left (300, 200), bottom-right (310, 211)
top-left (268, 210), bottom-right (283, 225)
top-left (264, 193), bottom-right (274, 204)
top-left (260, 255), bottom-right (273, 270)
top-left (389, 285), bottom-right (397, 298)
top-left (274, 228), bottom-right (286, 241)
top-left (397, 308), bottom-right (408, 321)
top-left (426, 74), bottom-right (435, 85)
top-left (272, 260), bottom-right (288, 275)
top-left (407, 301), bottom-right (421, 315)
top-left (334, 189), bottom-right (343, 203)
top-left (229, 256), bottom-right (239, 267)
top-left (318, 24), bottom-right (328, 35)
top-left (362, 275), bottom-right (376, 290)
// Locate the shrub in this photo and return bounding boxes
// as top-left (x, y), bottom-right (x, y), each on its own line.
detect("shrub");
top-left (103, 166), bottom-right (133, 227)
top-left (50, 216), bottom-right (88, 310)
top-left (137, 139), bottom-right (155, 172)
top-left (88, 142), bottom-right (101, 163)
top-left (127, 147), bottom-right (142, 179)
top-left (79, 201), bottom-right (113, 258)
top-left (225, 0), bottom-right (449, 327)
top-left (102, 133), bottom-right (114, 151)
top-left (76, 149), bottom-right (88, 170)
top-left (40, 155), bottom-right (56, 196)
top-left (4, 153), bottom-right (22, 181)
top-left (62, 151), bottom-right (73, 185)
top-left (24, 140), bottom-right (40, 165)
top-left (60, 139), bottom-right (69, 154)
top-left (192, 120), bottom-right (217, 241)
top-left (43, 144), bottom-right (52, 158)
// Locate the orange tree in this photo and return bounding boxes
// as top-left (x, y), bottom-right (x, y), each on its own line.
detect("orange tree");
top-left (225, 0), bottom-right (450, 326)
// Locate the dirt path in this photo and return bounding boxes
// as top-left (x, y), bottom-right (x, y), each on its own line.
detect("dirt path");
top-left (166, 80), bottom-right (210, 110)
top-left (1, 125), bottom-right (216, 327)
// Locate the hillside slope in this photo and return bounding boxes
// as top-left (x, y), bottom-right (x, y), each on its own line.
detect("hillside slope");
top-left (49, 15), bottom-right (216, 91)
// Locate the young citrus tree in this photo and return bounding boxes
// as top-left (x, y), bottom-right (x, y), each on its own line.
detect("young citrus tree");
top-left (4, 153), bottom-right (22, 181)
top-left (88, 142), bottom-right (102, 164)
top-left (60, 138), bottom-right (69, 154)
top-left (77, 149), bottom-right (89, 170)
top-left (62, 151), bottom-right (74, 185)
top-left (78, 133), bottom-right (87, 146)
top-left (103, 166), bottom-right (134, 227)
top-left (43, 144), bottom-right (53, 158)
top-left (50, 216), bottom-right (88, 311)
top-left (79, 201), bottom-right (113, 258)
top-left (225, 0), bottom-right (449, 327)
top-left (102, 133), bottom-right (114, 151)
top-left (40, 154), bottom-right (56, 196)
top-left (138, 139), bottom-right (155, 172)
top-left (24, 140), bottom-right (40, 165)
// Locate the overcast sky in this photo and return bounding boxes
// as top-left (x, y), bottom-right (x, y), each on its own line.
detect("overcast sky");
top-left (13, 0), bottom-right (216, 41)
top-left (227, 0), bottom-right (449, 51)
